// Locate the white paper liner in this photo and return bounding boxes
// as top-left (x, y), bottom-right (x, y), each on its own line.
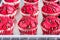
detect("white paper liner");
top-left (20, 11), bottom-right (39, 16)
top-left (0, 30), bottom-right (4, 33)
top-left (18, 26), bottom-right (37, 31)
top-left (42, 11), bottom-right (60, 16)
top-left (24, 1), bottom-right (38, 4)
top-left (3, 0), bottom-right (20, 5)
top-left (43, 0), bottom-right (58, 3)
top-left (0, 10), bottom-right (17, 17)
top-left (42, 26), bottom-right (60, 34)
top-left (42, 24), bottom-right (57, 31)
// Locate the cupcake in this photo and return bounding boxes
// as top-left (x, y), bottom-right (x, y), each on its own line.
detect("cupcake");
top-left (0, 4), bottom-right (17, 19)
top-left (41, 16), bottom-right (59, 35)
top-left (18, 16), bottom-right (38, 35)
top-left (42, 3), bottom-right (60, 18)
top-left (21, 4), bottom-right (38, 16)
top-left (0, 17), bottom-right (13, 35)
top-left (1, 4), bottom-right (15, 15)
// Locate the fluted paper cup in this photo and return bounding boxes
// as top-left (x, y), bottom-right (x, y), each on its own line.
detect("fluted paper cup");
top-left (4, 24), bottom-right (14, 35)
top-left (0, 10), bottom-right (17, 20)
top-left (20, 11), bottom-right (39, 16)
top-left (18, 26), bottom-right (37, 35)
top-left (42, 11), bottom-right (60, 18)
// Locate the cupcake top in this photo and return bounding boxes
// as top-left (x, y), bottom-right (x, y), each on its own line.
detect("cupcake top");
top-left (21, 4), bottom-right (38, 15)
top-left (41, 16), bottom-right (58, 30)
top-left (4, 0), bottom-right (18, 2)
top-left (18, 16), bottom-right (38, 30)
top-left (24, 0), bottom-right (38, 3)
top-left (42, 3), bottom-right (60, 14)
top-left (0, 4), bottom-right (15, 15)
top-left (0, 17), bottom-right (13, 30)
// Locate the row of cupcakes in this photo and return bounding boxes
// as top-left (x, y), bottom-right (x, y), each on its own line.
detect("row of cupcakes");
top-left (0, 0), bottom-right (20, 35)
top-left (41, 0), bottom-right (60, 35)
top-left (18, 0), bottom-right (39, 35)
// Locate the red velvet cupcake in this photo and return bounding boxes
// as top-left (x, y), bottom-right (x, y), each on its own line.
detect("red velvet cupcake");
top-left (41, 16), bottom-right (59, 35)
top-left (18, 16), bottom-right (38, 35)
top-left (0, 17), bottom-right (13, 35)
top-left (1, 4), bottom-right (15, 15)
top-left (0, 4), bottom-right (17, 19)
top-left (21, 4), bottom-right (38, 16)
top-left (42, 3), bottom-right (60, 18)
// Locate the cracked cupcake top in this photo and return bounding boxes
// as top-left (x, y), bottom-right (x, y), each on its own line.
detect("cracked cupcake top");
top-left (41, 16), bottom-right (59, 30)
top-left (42, 3), bottom-right (60, 14)
top-left (21, 4), bottom-right (38, 15)
top-left (18, 16), bottom-right (38, 30)
top-left (0, 4), bottom-right (15, 15)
